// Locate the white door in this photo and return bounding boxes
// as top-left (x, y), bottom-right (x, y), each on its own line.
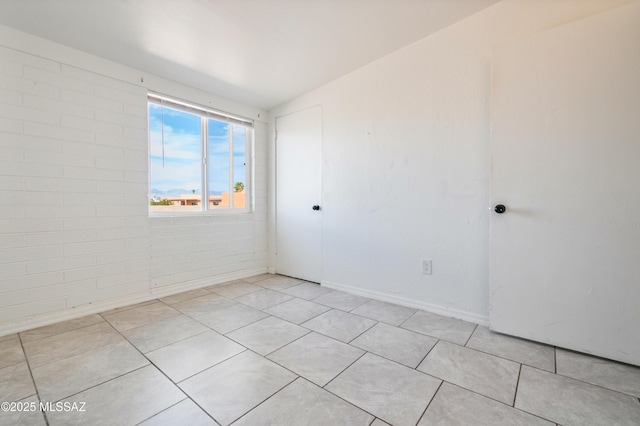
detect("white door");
top-left (276, 106), bottom-right (322, 283)
top-left (490, 4), bottom-right (640, 366)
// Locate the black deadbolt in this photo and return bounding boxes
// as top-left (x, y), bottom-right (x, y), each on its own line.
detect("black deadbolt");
top-left (312, 205), bottom-right (321, 211)
top-left (494, 204), bottom-right (506, 214)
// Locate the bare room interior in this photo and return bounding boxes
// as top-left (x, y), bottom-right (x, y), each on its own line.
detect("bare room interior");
top-left (0, 0), bottom-right (639, 425)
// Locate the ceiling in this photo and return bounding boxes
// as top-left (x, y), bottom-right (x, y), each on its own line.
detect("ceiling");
top-left (0, 0), bottom-right (499, 110)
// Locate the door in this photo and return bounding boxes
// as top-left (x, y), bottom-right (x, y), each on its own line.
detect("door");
top-left (276, 106), bottom-right (322, 283)
top-left (490, 4), bottom-right (640, 366)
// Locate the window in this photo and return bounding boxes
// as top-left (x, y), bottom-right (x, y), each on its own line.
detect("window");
top-left (148, 94), bottom-right (252, 213)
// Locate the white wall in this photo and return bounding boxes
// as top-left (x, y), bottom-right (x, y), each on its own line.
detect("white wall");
top-left (0, 26), bottom-right (268, 335)
top-left (268, 0), bottom-right (634, 324)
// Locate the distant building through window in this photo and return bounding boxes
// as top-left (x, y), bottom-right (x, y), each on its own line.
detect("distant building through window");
top-left (148, 94), bottom-right (252, 213)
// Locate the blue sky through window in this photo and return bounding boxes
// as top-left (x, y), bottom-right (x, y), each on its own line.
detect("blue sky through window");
top-left (149, 104), bottom-right (246, 198)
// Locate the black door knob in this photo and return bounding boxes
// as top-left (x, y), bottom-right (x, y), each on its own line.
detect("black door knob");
top-left (494, 204), bottom-right (506, 214)
top-left (312, 205), bottom-right (320, 211)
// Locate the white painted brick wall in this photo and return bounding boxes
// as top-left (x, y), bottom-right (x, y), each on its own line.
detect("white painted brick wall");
top-left (0, 45), bottom-right (268, 333)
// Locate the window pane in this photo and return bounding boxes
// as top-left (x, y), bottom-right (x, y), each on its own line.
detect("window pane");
top-left (207, 119), bottom-right (230, 209)
top-left (232, 125), bottom-right (247, 209)
top-left (149, 104), bottom-right (202, 212)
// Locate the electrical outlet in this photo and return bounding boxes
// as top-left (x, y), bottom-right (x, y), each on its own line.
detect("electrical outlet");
top-left (422, 259), bottom-right (432, 275)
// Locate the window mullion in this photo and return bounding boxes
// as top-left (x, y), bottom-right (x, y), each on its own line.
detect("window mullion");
top-left (202, 117), bottom-right (208, 212)
top-left (229, 125), bottom-right (234, 209)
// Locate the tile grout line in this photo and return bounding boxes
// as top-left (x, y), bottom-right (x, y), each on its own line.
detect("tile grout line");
top-left (172, 348), bottom-right (250, 384)
top-left (414, 338), bottom-right (440, 370)
top-left (18, 333), bottom-right (50, 426)
top-left (261, 329), bottom-right (313, 358)
top-left (287, 303), bottom-right (332, 324)
top-left (442, 381), bottom-right (506, 406)
top-left (461, 346), bottom-right (542, 370)
top-left (49, 364), bottom-right (151, 406)
top-left (413, 379), bottom-right (444, 426)
top-left (251, 349), bottom-right (307, 383)
top-left (512, 364), bottom-right (523, 407)
top-left (342, 304), bottom-right (414, 328)
top-left (313, 351), bottom-right (383, 423)
top-left (142, 327), bottom-right (211, 355)
top-left (191, 308), bottom-right (270, 336)
top-left (505, 365), bottom-right (558, 426)
top-left (322, 350), bottom-right (368, 390)
top-left (157, 288), bottom-right (214, 305)
top-left (398, 321), bottom-right (479, 351)
top-left (397, 309), bottom-right (419, 328)
top-left (132, 398), bottom-right (189, 426)
top-left (222, 336), bottom-right (380, 424)
top-left (225, 364), bottom-right (299, 425)
top-left (348, 336), bottom-right (434, 371)
top-left (463, 323), bottom-right (478, 347)
top-left (100, 299), bottom-right (160, 316)
top-left (296, 308), bottom-right (376, 344)
top-left (440, 381), bottom-right (559, 424)
top-left (219, 288), bottom-right (269, 300)
top-left (520, 362), bottom-right (640, 400)
top-left (261, 298), bottom-right (332, 324)
top-left (346, 320), bottom-right (379, 345)
top-left (436, 337), bottom-right (553, 375)
top-left (19, 316), bottom-right (106, 345)
top-left (307, 289), bottom-right (370, 313)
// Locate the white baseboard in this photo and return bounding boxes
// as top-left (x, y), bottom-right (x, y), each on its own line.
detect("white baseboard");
top-left (0, 267), bottom-right (268, 338)
top-left (152, 267), bottom-right (268, 298)
top-left (321, 279), bottom-right (489, 326)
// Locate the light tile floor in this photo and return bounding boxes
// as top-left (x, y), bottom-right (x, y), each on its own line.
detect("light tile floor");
top-left (2, 273), bottom-right (640, 426)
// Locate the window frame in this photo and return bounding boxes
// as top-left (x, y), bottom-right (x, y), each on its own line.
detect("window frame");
top-left (148, 93), bottom-right (253, 216)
